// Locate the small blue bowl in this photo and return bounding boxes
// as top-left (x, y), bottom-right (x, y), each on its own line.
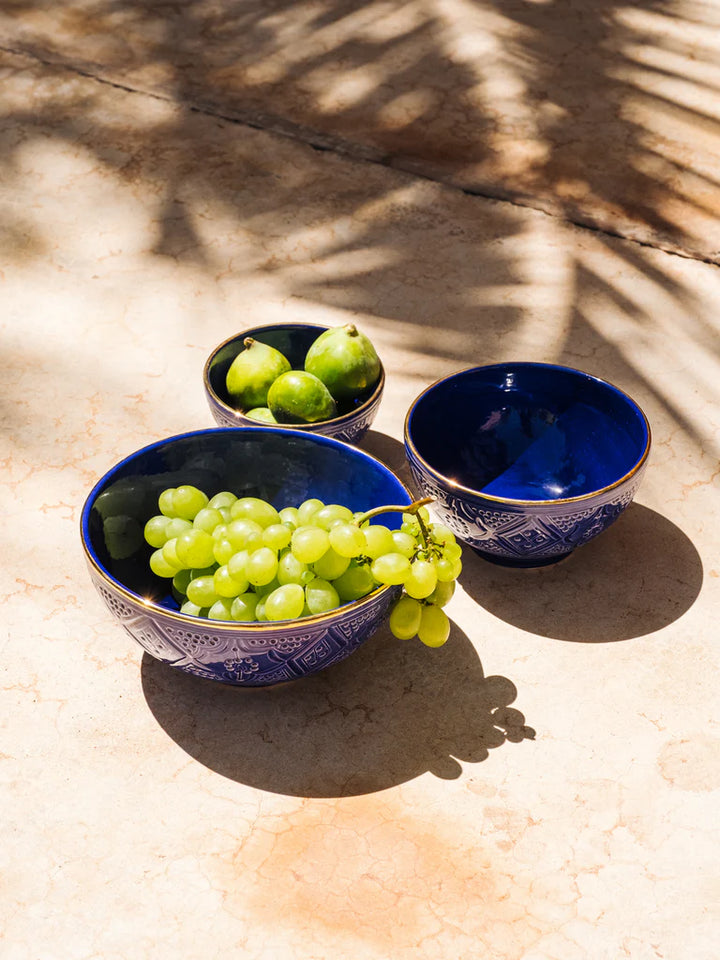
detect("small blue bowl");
top-left (203, 323), bottom-right (385, 445)
top-left (81, 427), bottom-right (411, 686)
top-left (404, 362), bottom-right (651, 567)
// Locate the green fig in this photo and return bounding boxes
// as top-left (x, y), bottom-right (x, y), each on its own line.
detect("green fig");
top-left (245, 407), bottom-right (278, 424)
top-left (267, 370), bottom-right (338, 424)
top-left (304, 324), bottom-right (381, 401)
top-left (225, 338), bottom-right (291, 410)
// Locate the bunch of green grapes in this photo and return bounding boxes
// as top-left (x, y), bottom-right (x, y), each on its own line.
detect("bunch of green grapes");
top-left (143, 486), bottom-right (461, 647)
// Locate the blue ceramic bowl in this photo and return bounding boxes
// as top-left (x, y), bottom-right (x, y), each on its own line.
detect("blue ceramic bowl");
top-left (203, 323), bottom-right (384, 445)
top-left (404, 363), bottom-right (651, 567)
top-left (81, 427), bottom-right (411, 686)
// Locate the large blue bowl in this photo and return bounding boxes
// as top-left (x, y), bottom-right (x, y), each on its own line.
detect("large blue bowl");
top-left (81, 427), bottom-right (411, 686)
top-left (404, 363), bottom-right (651, 567)
top-left (204, 323), bottom-right (384, 445)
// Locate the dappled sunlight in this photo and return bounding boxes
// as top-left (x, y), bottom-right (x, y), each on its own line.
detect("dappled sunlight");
top-left (1, 0), bottom-right (719, 467)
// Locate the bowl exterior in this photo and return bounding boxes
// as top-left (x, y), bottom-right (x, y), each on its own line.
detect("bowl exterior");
top-left (87, 560), bottom-right (400, 686)
top-left (205, 378), bottom-right (383, 445)
top-left (406, 451), bottom-right (648, 567)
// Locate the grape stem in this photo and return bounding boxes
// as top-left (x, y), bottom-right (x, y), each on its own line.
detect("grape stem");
top-left (355, 497), bottom-right (435, 550)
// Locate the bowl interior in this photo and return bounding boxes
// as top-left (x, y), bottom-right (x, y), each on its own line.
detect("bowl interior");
top-left (83, 427), bottom-right (410, 611)
top-left (206, 323), bottom-right (380, 418)
top-left (407, 364), bottom-right (649, 501)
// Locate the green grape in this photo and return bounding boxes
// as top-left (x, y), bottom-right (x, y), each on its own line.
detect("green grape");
top-left (418, 605), bottom-right (450, 647)
top-left (192, 507), bottom-right (224, 534)
top-left (255, 576), bottom-right (281, 597)
top-left (427, 579), bottom-right (456, 608)
top-left (291, 526), bottom-right (330, 564)
top-left (255, 598), bottom-right (268, 621)
top-left (429, 523), bottom-right (456, 545)
top-left (213, 538), bottom-right (235, 566)
top-left (211, 523), bottom-right (229, 542)
top-left (186, 575), bottom-right (219, 608)
top-left (149, 548), bottom-right (179, 578)
top-left (328, 522), bottom-right (366, 559)
top-left (434, 557), bottom-right (457, 583)
top-left (370, 552), bottom-right (412, 586)
top-left (190, 564), bottom-right (218, 579)
top-left (442, 541), bottom-right (463, 562)
top-left (264, 584), bottom-right (305, 621)
top-left (401, 513), bottom-right (420, 534)
top-left (333, 561), bottom-right (377, 602)
top-left (313, 504), bottom-right (354, 530)
top-left (207, 598), bottom-right (235, 621)
top-left (165, 518), bottom-right (193, 540)
top-left (246, 547), bottom-right (279, 586)
top-left (403, 558), bottom-right (438, 599)
top-left (297, 498), bottom-right (324, 524)
top-left (418, 506), bottom-right (430, 523)
top-left (263, 523), bottom-right (292, 551)
top-left (172, 568), bottom-right (193, 595)
top-left (180, 599), bottom-right (206, 617)
top-left (231, 592), bottom-right (259, 621)
top-left (172, 485), bottom-right (209, 521)
top-left (214, 564), bottom-right (250, 598)
top-left (305, 578), bottom-right (340, 615)
top-left (208, 491), bottom-right (237, 510)
top-left (158, 488), bottom-right (177, 518)
top-left (227, 518), bottom-right (264, 551)
top-left (161, 537), bottom-right (182, 570)
top-left (311, 547), bottom-right (350, 581)
top-left (230, 497), bottom-right (280, 528)
top-left (277, 551), bottom-right (312, 586)
top-left (389, 596), bottom-right (422, 640)
top-left (144, 515), bottom-right (171, 548)
top-left (228, 549), bottom-right (250, 580)
top-left (217, 506), bottom-right (232, 523)
top-left (363, 524), bottom-right (395, 560)
top-left (175, 529), bottom-right (216, 569)
top-left (391, 530), bottom-right (417, 558)
top-left (278, 507), bottom-right (300, 529)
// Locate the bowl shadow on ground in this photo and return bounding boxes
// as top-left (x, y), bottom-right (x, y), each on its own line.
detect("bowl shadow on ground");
top-left (462, 502), bottom-right (703, 643)
top-left (141, 622), bottom-right (535, 798)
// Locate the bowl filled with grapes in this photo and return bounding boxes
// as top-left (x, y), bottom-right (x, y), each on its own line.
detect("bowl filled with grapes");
top-left (405, 362), bottom-right (651, 568)
top-left (203, 322), bottom-right (385, 445)
top-left (81, 427), bottom-right (462, 686)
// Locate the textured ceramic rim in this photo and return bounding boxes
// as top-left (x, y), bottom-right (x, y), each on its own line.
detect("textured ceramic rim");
top-left (203, 322), bottom-right (385, 431)
top-left (80, 425), bottom-right (411, 630)
top-left (404, 361), bottom-right (652, 506)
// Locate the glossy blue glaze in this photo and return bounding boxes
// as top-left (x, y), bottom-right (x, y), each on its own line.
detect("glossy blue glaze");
top-left (204, 323), bottom-right (384, 445)
top-left (405, 363), bottom-right (651, 567)
top-left (81, 427), bottom-right (411, 685)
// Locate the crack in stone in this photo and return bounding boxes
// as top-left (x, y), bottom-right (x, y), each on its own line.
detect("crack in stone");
top-left (2, 39), bottom-right (719, 267)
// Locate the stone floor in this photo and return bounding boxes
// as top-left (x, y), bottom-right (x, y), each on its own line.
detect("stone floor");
top-left (2, 4), bottom-right (719, 958)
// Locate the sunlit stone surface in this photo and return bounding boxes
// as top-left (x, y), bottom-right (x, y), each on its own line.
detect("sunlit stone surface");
top-left (1, 21), bottom-right (719, 959)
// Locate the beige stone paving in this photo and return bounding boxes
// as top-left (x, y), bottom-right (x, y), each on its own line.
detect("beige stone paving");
top-left (1, 21), bottom-right (719, 960)
top-left (3, 0), bottom-right (720, 260)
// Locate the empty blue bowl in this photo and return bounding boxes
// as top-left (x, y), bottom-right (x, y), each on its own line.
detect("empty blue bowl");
top-left (81, 427), bottom-right (411, 686)
top-left (204, 323), bottom-right (385, 445)
top-left (404, 363), bottom-right (651, 567)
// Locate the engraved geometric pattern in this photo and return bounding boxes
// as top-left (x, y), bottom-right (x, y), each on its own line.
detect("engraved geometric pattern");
top-left (206, 390), bottom-right (381, 445)
top-left (407, 458), bottom-right (644, 564)
top-left (90, 568), bottom-right (397, 686)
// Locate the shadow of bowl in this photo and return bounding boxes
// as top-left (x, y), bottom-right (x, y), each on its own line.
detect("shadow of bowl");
top-left (461, 502), bottom-right (702, 642)
top-left (141, 622), bottom-right (535, 797)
